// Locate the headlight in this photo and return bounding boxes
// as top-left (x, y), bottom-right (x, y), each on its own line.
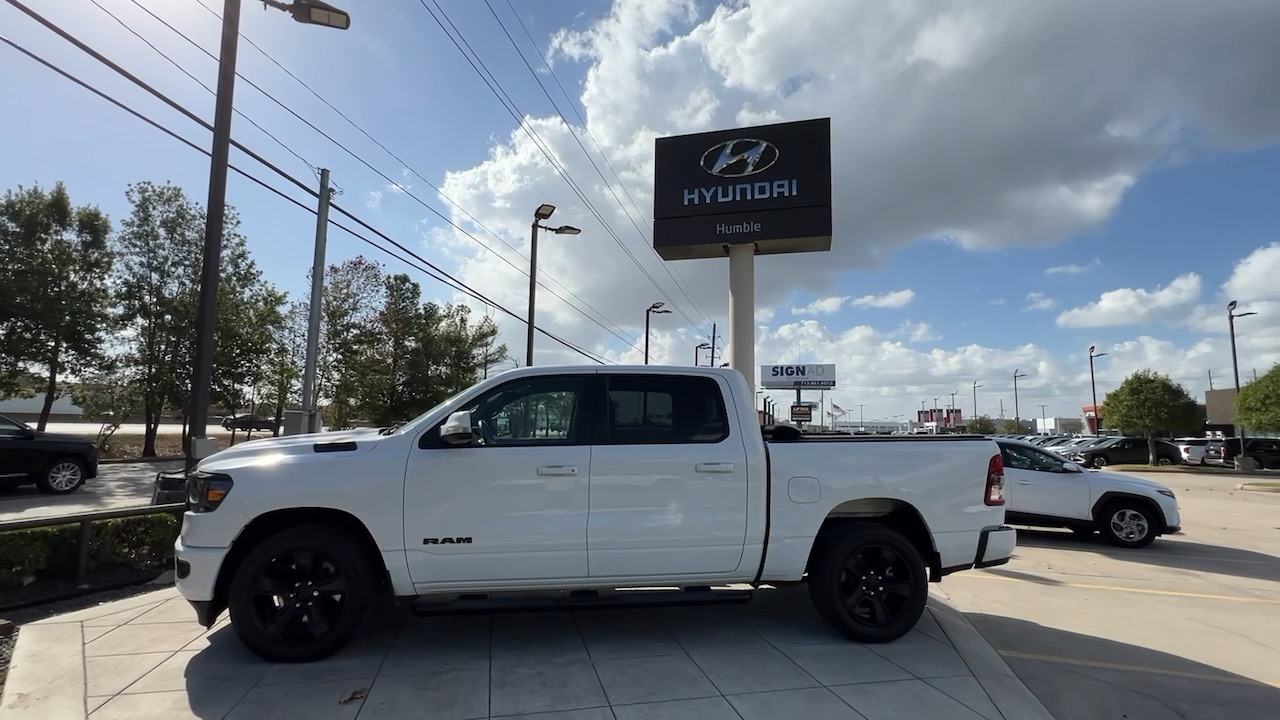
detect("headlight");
top-left (1157, 489), bottom-right (1176, 499)
top-left (187, 471), bottom-right (234, 512)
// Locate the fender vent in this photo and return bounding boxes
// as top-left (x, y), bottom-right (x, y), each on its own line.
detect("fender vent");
top-left (313, 441), bottom-right (358, 453)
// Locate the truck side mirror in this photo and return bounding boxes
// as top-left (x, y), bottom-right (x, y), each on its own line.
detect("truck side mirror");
top-left (440, 411), bottom-right (475, 446)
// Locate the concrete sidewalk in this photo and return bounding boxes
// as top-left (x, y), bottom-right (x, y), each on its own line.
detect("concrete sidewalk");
top-left (1, 585), bottom-right (1051, 719)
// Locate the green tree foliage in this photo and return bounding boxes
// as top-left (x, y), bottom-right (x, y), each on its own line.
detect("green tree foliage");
top-left (1101, 369), bottom-right (1201, 465)
top-left (998, 418), bottom-right (1032, 434)
top-left (0, 183), bottom-right (114, 428)
top-left (68, 368), bottom-right (142, 452)
top-left (967, 415), bottom-right (997, 434)
top-left (261, 300), bottom-right (307, 433)
top-left (1058, 417), bottom-right (1085, 434)
top-left (1236, 363), bottom-right (1280, 433)
top-left (317, 257), bottom-right (386, 429)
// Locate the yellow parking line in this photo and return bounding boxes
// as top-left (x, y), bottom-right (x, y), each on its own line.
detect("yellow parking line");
top-left (999, 650), bottom-right (1280, 687)
top-left (968, 572), bottom-right (1280, 604)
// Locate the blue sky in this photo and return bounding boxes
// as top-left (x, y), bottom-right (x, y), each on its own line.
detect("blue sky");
top-left (4, 0), bottom-right (1280, 424)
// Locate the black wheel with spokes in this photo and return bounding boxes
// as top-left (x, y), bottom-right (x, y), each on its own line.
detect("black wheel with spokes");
top-left (809, 523), bottom-right (928, 643)
top-left (228, 524), bottom-right (375, 662)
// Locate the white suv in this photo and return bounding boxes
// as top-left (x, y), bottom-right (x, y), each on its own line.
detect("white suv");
top-left (1173, 438), bottom-right (1211, 465)
top-left (995, 438), bottom-right (1181, 549)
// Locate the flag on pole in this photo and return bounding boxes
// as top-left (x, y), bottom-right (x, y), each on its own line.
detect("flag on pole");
top-left (831, 402), bottom-right (845, 414)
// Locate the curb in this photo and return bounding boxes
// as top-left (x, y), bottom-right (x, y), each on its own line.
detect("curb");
top-left (928, 588), bottom-right (1055, 720)
top-left (1236, 482), bottom-right (1280, 493)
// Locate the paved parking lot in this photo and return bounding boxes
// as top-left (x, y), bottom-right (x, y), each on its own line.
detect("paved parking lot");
top-left (941, 469), bottom-right (1280, 719)
top-left (1, 585), bottom-right (1046, 720)
top-left (0, 461), bottom-right (181, 522)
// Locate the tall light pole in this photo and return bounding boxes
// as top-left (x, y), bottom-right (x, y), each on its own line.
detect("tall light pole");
top-left (972, 381), bottom-right (982, 419)
top-left (1228, 300), bottom-right (1257, 455)
top-left (1088, 345), bottom-right (1107, 435)
top-left (525, 203), bottom-right (581, 366)
top-left (187, 0), bottom-right (350, 469)
top-left (1038, 404), bottom-right (1049, 434)
top-left (695, 342), bottom-right (710, 366)
top-left (858, 404), bottom-right (866, 429)
top-left (1013, 369), bottom-right (1028, 431)
top-left (644, 302), bottom-right (672, 364)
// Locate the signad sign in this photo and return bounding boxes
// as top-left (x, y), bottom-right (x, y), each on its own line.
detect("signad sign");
top-left (653, 118), bottom-right (833, 260)
top-left (790, 404), bottom-right (813, 423)
top-left (760, 364), bottom-right (836, 389)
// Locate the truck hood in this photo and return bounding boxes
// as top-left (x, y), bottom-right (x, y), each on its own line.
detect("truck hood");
top-left (197, 428), bottom-right (384, 471)
top-left (1086, 468), bottom-right (1174, 495)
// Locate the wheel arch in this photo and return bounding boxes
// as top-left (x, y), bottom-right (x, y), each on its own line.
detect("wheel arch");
top-left (208, 507), bottom-right (390, 626)
top-left (1091, 492), bottom-right (1167, 532)
top-left (804, 498), bottom-right (941, 582)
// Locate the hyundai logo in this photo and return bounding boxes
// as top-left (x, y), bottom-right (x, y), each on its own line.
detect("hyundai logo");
top-left (700, 138), bottom-right (779, 178)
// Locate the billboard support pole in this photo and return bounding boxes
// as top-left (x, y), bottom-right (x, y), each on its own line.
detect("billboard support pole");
top-left (728, 243), bottom-right (755, 398)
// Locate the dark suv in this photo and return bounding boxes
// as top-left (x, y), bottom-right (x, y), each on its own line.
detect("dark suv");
top-left (1221, 438), bottom-right (1280, 470)
top-left (1070, 436), bottom-right (1182, 468)
top-left (0, 413), bottom-right (99, 494)
top-left (221, 414), bottom-right (277, 433)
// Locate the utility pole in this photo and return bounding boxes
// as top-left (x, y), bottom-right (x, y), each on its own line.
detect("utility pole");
top-left (1038, 404), bottom-right (1049, 434)
top-left (972, 380), bottom-right (982, 419)
top-left (709, 322), bottom-right (717, 366)
top-left (1207, 369), bottom-right (1213, 390)
top-left (299, 168), bottom-right (332, 435)
top-left (858, 404), bottom-right (865, 429)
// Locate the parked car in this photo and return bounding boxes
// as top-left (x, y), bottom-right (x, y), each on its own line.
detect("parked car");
top-left (1172, 438), bottom-right (1213, 466)
top-left (1068, 437), bottom-right (1182, 468)
top-left (995, 438), bottom-right (1180, 549)
top-left (0, 413), bottom-right (99, 494)
top-left (221, 414), bottom-right (278, 433)
top-left (1221, 438), bottom-right (1280, 470)
top-left (174, 365), bottom-right (1015, 662)
top-left (1203, 440), bottom-right (1225, 465)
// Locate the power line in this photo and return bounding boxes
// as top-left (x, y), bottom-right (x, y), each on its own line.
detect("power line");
top-left (0, 26), bottom-right (609, 365)
top-left (180, 0), bottom-right (655, 356)
top-left (416, 0), bottom-right (711, 338)
top-left (485, 0), bottom-right (713, 334)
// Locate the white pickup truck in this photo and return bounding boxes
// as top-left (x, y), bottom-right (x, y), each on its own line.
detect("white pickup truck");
top-left (174, 366), bottom-right (1014, 662)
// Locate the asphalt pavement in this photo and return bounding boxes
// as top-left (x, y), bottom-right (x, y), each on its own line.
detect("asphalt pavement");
top-left (0, 461), bottom-right (182, 522)
top-left (940, 469), bottom-right (1280, 719)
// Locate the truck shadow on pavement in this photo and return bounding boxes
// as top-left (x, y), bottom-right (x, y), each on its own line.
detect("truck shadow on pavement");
top-left (1012, 528), bottom-right (1280, 584)
top-left (966, 613), bottom-right (1280, 720)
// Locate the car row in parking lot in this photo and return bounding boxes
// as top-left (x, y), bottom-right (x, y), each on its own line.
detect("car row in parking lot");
top-left (991, 432), bottom-right (1280, 470)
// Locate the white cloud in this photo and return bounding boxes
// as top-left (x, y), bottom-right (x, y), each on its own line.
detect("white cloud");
top-left (1224, 242), bottom-right (1280, 303)
top-left (792, 296), bottom-right (848, 315)
top-left (366, 190), bottom-right (382, 211)
top-left (1025, 293), bottom-right (1056, 311)
top-left (989, 298), bottom-right (1006, 306)
top-left (1045, 258), bottom-right (1100, 275)
top-left (1056, 273), bottom-right (1202, 327)
top-left (852, 289), bottom-right (915, 309)
top-left (427, 0), bottom-right (1280, 369)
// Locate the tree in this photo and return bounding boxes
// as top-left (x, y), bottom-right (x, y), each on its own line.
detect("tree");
top-left (0, 183), bottom-right (114, 428)
top-left (1236, 363), bottom-right (1280, 433)
top-left (967, 415), bottom-right (997, 434)
top-left (260, 300), bottom-right (307, 434)
top-left (317, 257), bottom-right (385, 429)
top-left (1058, 418), bottom-right (1085, 434)
top-left (68, 367), bottom-right (142, 453)
top-left (998, 418), bottom-right (1032, 434)
top-left (1101, 369), bottom-right (1201, 465)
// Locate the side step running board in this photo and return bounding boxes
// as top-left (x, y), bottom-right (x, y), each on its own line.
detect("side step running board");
top-left (408, 587), bottom-right (754, 617)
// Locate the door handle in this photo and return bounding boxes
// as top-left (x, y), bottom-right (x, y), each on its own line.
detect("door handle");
top-left (1016, 480), bottom-right (1032, 485)
top-left (695, 463), bottom-right (735, 473)
top-left (537, 465), bottom-right (578, 476)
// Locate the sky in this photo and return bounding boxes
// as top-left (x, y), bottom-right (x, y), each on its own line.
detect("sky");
top-left (3, 0), bottom-right (1280, 426)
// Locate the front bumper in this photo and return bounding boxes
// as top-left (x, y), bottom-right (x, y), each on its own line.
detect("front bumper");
top-left (975, 525), bottom-right (1017, 568)
top-left (174, 535), bottom-right (229, 626)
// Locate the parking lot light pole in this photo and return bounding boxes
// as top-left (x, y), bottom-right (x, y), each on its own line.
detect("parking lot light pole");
top-left (1088, 345), bottom-right (1107, 434)
top-left (644, 302), bottom-right (672, 364)
top-left (972, 381), bottom-right (982, 420)
top-left (1013, 369), bottom-right (1028, 432)
top-left (187, 0), bottom-right (350, 470)
top-left (695, 342), bottom-right (710, 366)
top-left (525, 203), bottom-right (581, 366)
top-left (1228, 300), bottom-right (1257, 457)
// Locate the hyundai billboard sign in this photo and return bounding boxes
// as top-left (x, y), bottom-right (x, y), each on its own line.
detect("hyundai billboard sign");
top-left (653, 118), bottom-right (833, 260)
top-left (761, 364), bottom-right (836, 389)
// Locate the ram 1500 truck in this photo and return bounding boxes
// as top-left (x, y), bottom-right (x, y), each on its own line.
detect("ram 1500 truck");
top-left (174, 366), bottom-right (1014, 662)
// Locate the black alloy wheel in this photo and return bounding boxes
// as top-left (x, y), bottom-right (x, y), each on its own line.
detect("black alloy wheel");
top-left (229, 524), bottom-right (375, 662)
top-left (809, 524), bottom-right (928, 643)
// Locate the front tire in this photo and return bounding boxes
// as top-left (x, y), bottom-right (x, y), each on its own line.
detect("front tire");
top-left (1091, 455), bottom-right (1109, 468)
top-left (228, 524), bottom-right (375, 663)
top-left (37, 457), bottom-right (86, 494)
top-left (1099, 500), bottom-right (1157, 549)
top-left (808, 524), bottom-right (928, 643)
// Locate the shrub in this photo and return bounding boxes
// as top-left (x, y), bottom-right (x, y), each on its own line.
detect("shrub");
top-left (0, 513), bottom-right (181, 590)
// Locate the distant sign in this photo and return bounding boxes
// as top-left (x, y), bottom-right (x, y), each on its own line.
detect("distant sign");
top-left (761, 364), bottom-right (836, 389)
top-left (790, 404), bottom-right (813, 423)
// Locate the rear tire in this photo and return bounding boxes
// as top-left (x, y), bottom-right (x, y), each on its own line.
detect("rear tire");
top-left (1091, 455), bottom-right (1109, 468)
top-left (808, 524), bottom-right (928, 643)
top-left (37, 457), bottom-right (86, 494)
top-left (228, 524), bottom-right (375, 663)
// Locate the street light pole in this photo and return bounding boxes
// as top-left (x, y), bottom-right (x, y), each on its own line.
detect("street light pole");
top-left (644, 302), bottom-right (671, 364)
top-left (1038, 404), bottom-right (1049, 434)
top-left (186, 0), bottom-right (350, 469)
top-left (695, 342), bottom-right (710, 366)
top-left (525, 204), bottom-right (582, 366)
top-left (1013, 369), bottom-right (1028, 431)
top-left (972, 381), bottom-right (982, 419)
top-left (1088, 345), bottom-right (1107, 435)
top-left (1228, 300), bottom-right (1258, 459)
